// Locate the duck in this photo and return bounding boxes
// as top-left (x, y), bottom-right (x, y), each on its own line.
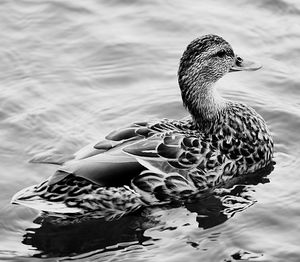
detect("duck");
top-left (12, 34), bottom-right (274, 220)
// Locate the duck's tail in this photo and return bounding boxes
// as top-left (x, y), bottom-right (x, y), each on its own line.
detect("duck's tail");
top-left (11, 174), bottom-right (144, 220)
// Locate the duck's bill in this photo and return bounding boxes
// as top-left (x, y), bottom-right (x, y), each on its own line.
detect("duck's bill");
top-left (229, 55), bottom-right (262, 72)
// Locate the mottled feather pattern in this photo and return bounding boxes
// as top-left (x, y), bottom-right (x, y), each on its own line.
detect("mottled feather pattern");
top-left (131, 170), bottom-right (200, 204)
top-left (15, 174), bottom-right (143, 219)
top-left (123, 104), bottom-right (273, 199)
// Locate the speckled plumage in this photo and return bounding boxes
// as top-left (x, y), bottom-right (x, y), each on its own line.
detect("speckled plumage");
top-left (12, 35), bottom-right (274, 220)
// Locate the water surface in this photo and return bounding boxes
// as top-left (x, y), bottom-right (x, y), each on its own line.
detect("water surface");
top-left (0, 0), bottom-right (300, 261)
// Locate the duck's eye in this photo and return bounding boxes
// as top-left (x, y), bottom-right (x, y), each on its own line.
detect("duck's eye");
top-left (236, 56), bottom-right (243, 65)
top-left (215, 50), bottom-right (227, 57)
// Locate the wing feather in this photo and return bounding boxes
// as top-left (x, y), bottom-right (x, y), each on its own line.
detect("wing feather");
top-left (123, 132), bottom-right (211, 175)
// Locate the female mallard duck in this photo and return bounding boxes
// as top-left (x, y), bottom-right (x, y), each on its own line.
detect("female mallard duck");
top-left (12, 34), bottom-right (274, 220)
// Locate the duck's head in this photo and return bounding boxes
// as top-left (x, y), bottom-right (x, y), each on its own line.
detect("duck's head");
top-left (178, 34), bottom-right (261, 126)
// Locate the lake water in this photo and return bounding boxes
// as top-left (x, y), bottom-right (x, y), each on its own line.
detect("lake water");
top-left (0, 0), bottom-right (299, 261)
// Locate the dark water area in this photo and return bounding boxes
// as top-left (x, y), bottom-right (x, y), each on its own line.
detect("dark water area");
top-left (0, 0), bottom-right (299, 261)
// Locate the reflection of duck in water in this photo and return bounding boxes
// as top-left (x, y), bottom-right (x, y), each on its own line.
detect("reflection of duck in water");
top-left (12, 34), bottom-right (274, 220)
top-left (22, 173), bottom-right (272, 258)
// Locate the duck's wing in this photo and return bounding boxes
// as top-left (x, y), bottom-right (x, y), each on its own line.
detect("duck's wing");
top-left (123, 132), bottom-right (219, 176)
top-left (47, 122), bottom-right (161, 186)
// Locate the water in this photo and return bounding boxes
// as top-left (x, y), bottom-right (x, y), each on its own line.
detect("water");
top-left (0, 0), bottom-right (299, 261)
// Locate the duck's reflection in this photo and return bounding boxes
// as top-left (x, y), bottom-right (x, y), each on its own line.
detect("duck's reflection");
top-left (22, 164), bottom-right (273, 258)
top-left (23, 212), bottom-right (152, 258)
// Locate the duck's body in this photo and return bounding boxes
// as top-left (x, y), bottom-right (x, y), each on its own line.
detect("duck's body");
top-left (12, 35), bottom-right (274, 220)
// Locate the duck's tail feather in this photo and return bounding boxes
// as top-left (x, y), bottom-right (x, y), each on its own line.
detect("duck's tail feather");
top-left (11, 175), bottom-right (144, 220)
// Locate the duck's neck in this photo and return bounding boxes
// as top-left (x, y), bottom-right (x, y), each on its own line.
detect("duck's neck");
top-left (180, 79), bottom-right (227, 131)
